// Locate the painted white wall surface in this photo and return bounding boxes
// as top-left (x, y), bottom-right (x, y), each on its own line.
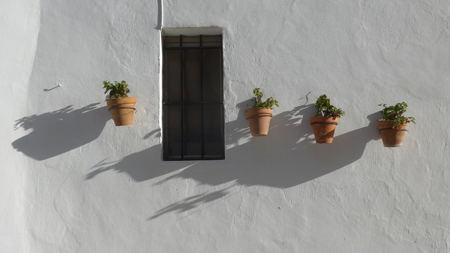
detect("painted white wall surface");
top-left (2, 0), bottom-right (450, 252)
top-left (1, 0), bottom-right (40, 251)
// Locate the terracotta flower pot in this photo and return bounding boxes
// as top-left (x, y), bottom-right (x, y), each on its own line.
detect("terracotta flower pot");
top-left (377, 120), bottom-right (408, 147)
top-left (106, 97), bottom-right (136, 126)
top-left (310, 116), bottom-right (339, 143)
top-left (244, 108), bottom-right (273, 136)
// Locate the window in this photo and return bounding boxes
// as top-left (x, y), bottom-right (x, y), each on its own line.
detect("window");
top-left (162, 35), bottom-right (224, 160)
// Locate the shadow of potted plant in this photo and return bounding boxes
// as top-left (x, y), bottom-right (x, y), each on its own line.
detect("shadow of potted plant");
top-left (377, 102), bottom-right (415, 147)
top-left (12, 103), bottom-right (109, 160)
top-left (244, 88), bottom-right (279, 136)
top-left (310, 94), bottom-right (345, 144)
top-left (103, 80), bottom-right (136, 126)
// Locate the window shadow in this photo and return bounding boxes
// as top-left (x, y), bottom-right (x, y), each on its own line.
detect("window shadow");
top-left (163, 106), bottom-right (381, 188)
top-left (86, 100), bottom-right (381, 219)
top-left (12, 103), bottom-right (109, 161)
top-left (85, 129), bottom-right (195, 181)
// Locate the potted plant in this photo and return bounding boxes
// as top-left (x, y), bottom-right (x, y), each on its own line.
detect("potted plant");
top-left (244, 88), bottom-right (279, 136)
top-left (310, 94), bottom-right (345, 143)
top-left (103, 80), bottom-right (136, 126)
top-left (377, 102), bottom-right (415, 147)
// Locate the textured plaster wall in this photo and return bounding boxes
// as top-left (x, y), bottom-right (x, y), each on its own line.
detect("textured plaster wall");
top-left (2, 0), bottom-right (450, 252)
top-left (1, 0), bottom-right (40, 251)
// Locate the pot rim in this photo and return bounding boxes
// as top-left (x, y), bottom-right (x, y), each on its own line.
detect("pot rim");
top-left (106, 97), bottom-right (136, 108)
top-left (376, 119), bottom-right (408, 127)
top-left (309, 116), bottom-right (339, 124)
top-left (244, 107), bottom-right (273, 112)
top-left (106, 97), bottom-right (136, 101)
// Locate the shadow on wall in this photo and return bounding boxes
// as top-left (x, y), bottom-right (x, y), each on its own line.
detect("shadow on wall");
top-left (12, 103), bottom-right (109, 161)
top-left (149, 187), bottom-right (232, 220)
top-left (86, 100), bottom-right (381, 218)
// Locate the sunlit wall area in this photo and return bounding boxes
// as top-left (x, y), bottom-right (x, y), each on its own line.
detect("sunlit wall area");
top-left (2, 0), bottom-right (450, 252)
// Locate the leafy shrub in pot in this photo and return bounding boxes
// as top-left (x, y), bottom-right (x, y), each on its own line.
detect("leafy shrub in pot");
top-left (244, 88), bottom-right (279, 136)
top-left (103, 80), bottom-right (136, 126)
top-left (310, 94), bottom-right (345, 143)
top-left (377, 102), bottom-right (415, 147)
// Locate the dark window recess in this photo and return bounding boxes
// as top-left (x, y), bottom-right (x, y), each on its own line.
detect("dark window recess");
top-left (163, 35), bottom-right (224, 160)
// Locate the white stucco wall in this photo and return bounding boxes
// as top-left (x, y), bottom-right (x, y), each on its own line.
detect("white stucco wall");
top-left (2, 0), bottom-right (450, 252)
top-left (1, 0), bottom-right (40, 251)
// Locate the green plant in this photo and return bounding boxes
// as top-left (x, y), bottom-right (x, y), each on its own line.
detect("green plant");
top-left (103, 80), bottom-right (130, 98)
top-left (379, 102), bottom-right (416, 129)
top-left (314, 94), bottom-right (345, 118)
top-left (250, 88), bottom-right (279, 109)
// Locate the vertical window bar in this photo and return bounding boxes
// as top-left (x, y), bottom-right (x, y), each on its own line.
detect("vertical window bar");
top-left (220, 37), bottom-right (225, 156)
top-left (180, 35), bottom-right (185, 159)
top-left (163, 42), bottom-right (167, 160)
top-left (200, 35), bottom-right (205, 159)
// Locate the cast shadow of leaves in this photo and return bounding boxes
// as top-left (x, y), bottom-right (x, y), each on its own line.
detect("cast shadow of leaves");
top-left (86, 100), bottom-right (381, 219)
top-left (165, 106), bottom-right (381, 188)
top-left (12, 103), bottom-right (109, 161)
top-left (149, 188), bottom-right (230, 220)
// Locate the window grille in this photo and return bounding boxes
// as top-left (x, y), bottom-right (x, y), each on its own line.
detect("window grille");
top-left (162, 35), bottom-right (224, 160)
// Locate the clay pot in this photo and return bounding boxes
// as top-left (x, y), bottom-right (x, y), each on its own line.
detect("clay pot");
top-left (244, 108), bottom-right (273, 136)
top-left (310, 116), bottom-right (339, 143)
top-left (106, 97), bottom-right (136, 126)
top-left (377, 120), bottom-right (408, 147)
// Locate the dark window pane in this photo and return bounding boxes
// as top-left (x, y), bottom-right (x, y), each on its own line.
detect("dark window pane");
top-left (182, 36), bottom-right (200, 47)
top-left (202, 35), bottom-right (222, 47)
top-left (203, 104), bottom-right (224, 158)
top-left (184, 49), bottom-right (202, 103)
top-left (202, 48), bottom-right (222, 103)
top-left (163, 105), bottom-right (182, 159)
top-left (184, 105), bottom-right (202, 158)
top-left (165, 50), bottom-right (181, 103)
top-left (163, 35), bottom-right (223, 161)
top-left (164, 36), bottom-right (180, 48)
